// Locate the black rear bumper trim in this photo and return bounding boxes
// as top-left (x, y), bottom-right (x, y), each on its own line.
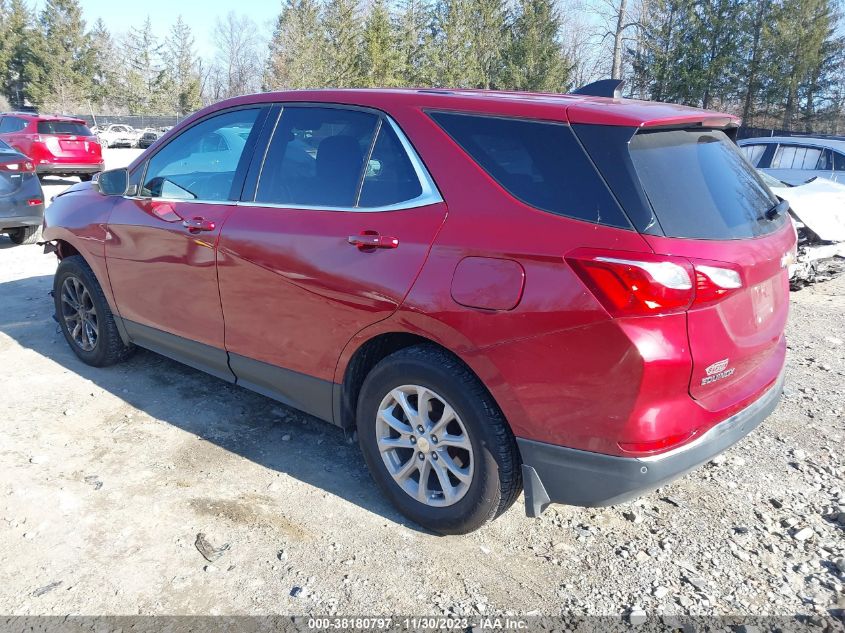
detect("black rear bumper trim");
top-left (518, 369), bottom-right (785, 517)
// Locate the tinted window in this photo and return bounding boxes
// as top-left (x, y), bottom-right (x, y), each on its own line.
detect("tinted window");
top-left (0, 139), bottom-right (13, 152)
top-left (142, 108), bottom-right (259, 201)
top-left (630, 129), bottom-right (782, 239)
top-left (429, 112), bottom-right (630, 227)
top-left (358, 123), bottom-right (423, 207)
top-left (0, 117), bottom-right (27, 133)
top-left (834, 152), bottom-right (845, 171)
top-left (740, 144), bottom-right (766, 167)
top-left (37, 121), bottom-right (92, 136)
top-left (256, 107), bottom-right (379, 207)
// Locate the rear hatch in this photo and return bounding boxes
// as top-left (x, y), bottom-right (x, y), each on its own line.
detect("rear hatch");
top-left (37, 120), bottom-right (101, 161)
top-left (627, 128), bottom-right (793, 408)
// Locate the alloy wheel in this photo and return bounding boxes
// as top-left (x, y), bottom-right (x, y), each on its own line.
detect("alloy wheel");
top-left (375, 385), bottom-right (474, 507)
top-left (60, 276), bottom-right (98, 352)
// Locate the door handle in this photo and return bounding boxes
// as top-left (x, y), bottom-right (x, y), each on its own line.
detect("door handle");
top-left (183, 217), bottom-right (216, 233)
top-left (348, 233), bottom-right (399, 250)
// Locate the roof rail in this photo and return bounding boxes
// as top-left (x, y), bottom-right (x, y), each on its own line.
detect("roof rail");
top-left (572, 79), bottom-right (624, 99)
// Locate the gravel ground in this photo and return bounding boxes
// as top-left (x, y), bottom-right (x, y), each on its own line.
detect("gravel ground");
top-left (0, 162), bottom-right (843, 620)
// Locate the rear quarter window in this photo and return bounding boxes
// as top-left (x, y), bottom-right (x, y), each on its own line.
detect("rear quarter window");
top-left (428, 111), bottom-right (631, 228)
top-left (630, 129), bottom-right (782, 239)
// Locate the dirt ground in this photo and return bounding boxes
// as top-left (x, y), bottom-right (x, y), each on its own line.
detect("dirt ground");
top-left (0, 158), bottom-right (843, 619)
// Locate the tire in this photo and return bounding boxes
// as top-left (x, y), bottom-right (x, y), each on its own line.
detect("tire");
top-left (357, 345), bottom-right (521, 534)
top-left (54, 255), bottom-right (134, 367)
top-left (7, 226), bottom-right (41, 245)
top-left (79, 174), bottom-right (93, 182)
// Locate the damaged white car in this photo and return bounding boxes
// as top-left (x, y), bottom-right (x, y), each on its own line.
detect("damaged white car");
top-left (759, 172), bottom-right (845, 287)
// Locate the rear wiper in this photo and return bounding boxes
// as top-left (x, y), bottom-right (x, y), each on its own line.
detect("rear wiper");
top-left (764, 199), bottom-right (789, 221)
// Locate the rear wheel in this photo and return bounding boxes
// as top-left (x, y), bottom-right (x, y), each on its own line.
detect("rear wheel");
top-left (79, 174), bottom-right (93, 182)
top-left (357, 345), bottom-right (521, 534)
top-left (7, 226), bottom-right (40, 245)
top-left (54, 255), bottom-right (134, 367)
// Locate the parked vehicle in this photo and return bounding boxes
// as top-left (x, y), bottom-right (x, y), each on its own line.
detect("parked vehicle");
top-left (42, 86), bottom-right (794, 534)
top-left (757, 171), bottom-right (845, 286)
top-left (98, 124), bottom-right (140, 148)
top-left (138, 129), bottom-right (160, 149)
top-left (0, 138), bottom-right (45, 244)
top-left (739, 136), bottom-right (845, 186)
top-left (0, 113), bottom-right (104, 180)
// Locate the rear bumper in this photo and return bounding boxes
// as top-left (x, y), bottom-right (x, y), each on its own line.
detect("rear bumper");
top-left (36, 163), bottom-right (103, 176)
top-left (518, 368), bottom-right (785, 516)
top-left (1, 214), bottom-right (43, 229)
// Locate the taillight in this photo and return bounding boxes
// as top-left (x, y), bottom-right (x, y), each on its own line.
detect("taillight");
top-left (27, 198), bottom-right (43, 206)
top-left (0, 160), bottom-right (35, 172)
top-left (566, 249), bottom-right (743, 317)
top-left (618, 430), bottom-right (696, 454)
top-left (566, 249), bottom-right (694, 317)
top-left (692, 264), bottom-right (742, 307)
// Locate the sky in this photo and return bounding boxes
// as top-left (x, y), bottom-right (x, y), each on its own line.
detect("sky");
top-left (65, 0), bottom-right (280, 58)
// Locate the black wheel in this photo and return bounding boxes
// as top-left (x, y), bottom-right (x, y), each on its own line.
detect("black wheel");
top-left (357, 345), bottom-right (521, 534)
top-left (8, 226), bottom-right (40, 245)
top-left (79, 174), bottom-right (93, 182)
top-left (54, 255), bottom-right (134, 367)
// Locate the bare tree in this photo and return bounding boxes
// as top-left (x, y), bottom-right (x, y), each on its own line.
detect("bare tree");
top-left (212, 11), bottom-right (262, 99)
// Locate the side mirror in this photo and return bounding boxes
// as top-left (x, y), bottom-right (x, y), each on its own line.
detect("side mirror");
top-left (95, 168), bottom-right (128, 196)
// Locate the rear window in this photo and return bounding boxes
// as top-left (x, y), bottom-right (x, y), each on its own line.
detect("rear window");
top-left (37, 121), bottom-right (93, 136)
top-left (429, 112), bottom-right (631, 228)
top-left (629, 130), bottom-right (782, 239)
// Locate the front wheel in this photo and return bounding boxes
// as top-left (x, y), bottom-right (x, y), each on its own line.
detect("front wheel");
top-left (357, 345), bottom-right (521, 534)
top-left (54, 255), bottom-right (134, 367)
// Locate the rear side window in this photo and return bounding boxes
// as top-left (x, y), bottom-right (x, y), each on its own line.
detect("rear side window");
top-left (770, 144), bottom-right (821, 170)
top-left (37, 121), bottom-right (92, 136)
top-left (740, 144), bottom-right (766, 167)
top-left (359, 123), bottom-right (423, 207)
top-left (429, 112), bottom-right (630, 228)
top-left (0, 117), bottom-right (28, 133)
top-left (630, 129), bottom-right (781, 239)
top-left (256, 106), bottom-right (379, 208)
top-left (834, 152), bottom-right (845, 171)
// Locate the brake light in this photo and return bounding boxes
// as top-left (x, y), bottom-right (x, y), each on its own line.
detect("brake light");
top-left (566, 249), bottom-right (743, 317)
top-left (566, 249), bottom-right (694, 317)
top-left (0, 160), bottom-right (35, 172)
top-left (27, 198), bottom-right (43, 206)
top-left (692, 264), bottom-right (742, 307)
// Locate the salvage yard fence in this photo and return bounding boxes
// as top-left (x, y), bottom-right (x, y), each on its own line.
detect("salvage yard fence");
top-left (71, 114), bottom-right (185, 130)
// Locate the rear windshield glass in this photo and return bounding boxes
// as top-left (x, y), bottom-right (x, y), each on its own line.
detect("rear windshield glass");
top-left (429, 112), bottom-right (631, 228)
top-left (37, 121), bottom-right (93, 136)
top-left (630, 129), bottom-right (782, 239)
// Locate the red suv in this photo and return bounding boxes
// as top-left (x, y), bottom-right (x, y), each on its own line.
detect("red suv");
top-left (0, 113), bottom-right (104, 180)
top-left (42, 86), bottom-right (794, 534)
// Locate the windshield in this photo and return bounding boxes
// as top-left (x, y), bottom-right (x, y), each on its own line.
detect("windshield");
top-left (630, 129), bottom-right (784, 239)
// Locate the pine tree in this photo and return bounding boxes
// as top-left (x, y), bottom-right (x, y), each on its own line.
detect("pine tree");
top-left (88, 18), bottom-right (119, 109)
top-left (25, 0), bottom-right (94, 112)
top-left (432, 0), bottom-right (475, 86)
top-left (166, 16), bottom-right (202, 114)
top-left (322, 0), bottom-right (364, 87)
top-left (266, 0), bottom-right (324, 89)
top-left (469, 0), bottom-right (509, 88)
top-left (0, 0), bottom-right (36, 108)
top-left (504, 0), bottom-right (569, 92)
top-left (395, 0), bottom-right (435, 86)
top-left (122, 17), bottom-right (167, 113)
top-left (358, 0), bottom-right (403, 86)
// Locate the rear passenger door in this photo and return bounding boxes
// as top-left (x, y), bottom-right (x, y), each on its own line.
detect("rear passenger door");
top-left (216, 104), bottom-right (446, 422)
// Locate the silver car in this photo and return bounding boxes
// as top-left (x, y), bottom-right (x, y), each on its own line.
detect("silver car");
top-left (738, 136), bottom-right (845, 185)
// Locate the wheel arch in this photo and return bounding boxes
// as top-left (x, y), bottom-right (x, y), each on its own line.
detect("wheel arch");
top-left (333, 324), bottom-right (524, 436)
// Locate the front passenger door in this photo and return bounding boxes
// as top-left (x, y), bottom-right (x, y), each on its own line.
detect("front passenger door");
top-left (105, 106), bottom-right (268, 380)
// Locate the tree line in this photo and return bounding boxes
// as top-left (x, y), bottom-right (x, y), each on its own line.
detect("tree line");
top-left (0, 0), bottom-right (843, 134)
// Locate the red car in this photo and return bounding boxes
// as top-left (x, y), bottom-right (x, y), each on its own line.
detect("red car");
top-left (42, 85), bottom-right (794, 534)
top-left (0, 112), bottom-right (104, 180)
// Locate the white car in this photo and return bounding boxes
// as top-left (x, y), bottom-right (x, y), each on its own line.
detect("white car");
top-left (759, 171), bottom-right (845, 284)
top-left (98, 124), bottom-right (140, 148)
